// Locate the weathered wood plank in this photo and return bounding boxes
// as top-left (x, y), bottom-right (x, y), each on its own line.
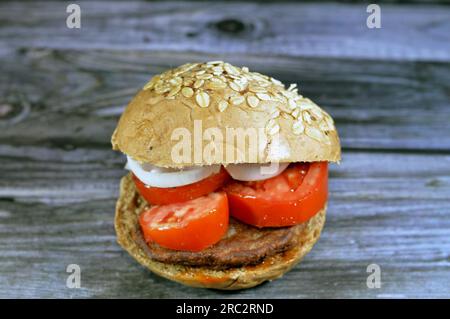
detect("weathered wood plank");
top-left (1, 1), bottom-right (449, 299)
top-left (2, 146), bottom-right (450, 204)
top-left (0, 1), bottom-right (449, 61)
top-left (1, 49), bottom-right (449, 151)
top-left (0, 149), bottom-right (449, 298)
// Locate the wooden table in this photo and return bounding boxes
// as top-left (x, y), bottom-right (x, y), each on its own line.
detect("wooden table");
top-left (0, 1), bottom-right (449, 298)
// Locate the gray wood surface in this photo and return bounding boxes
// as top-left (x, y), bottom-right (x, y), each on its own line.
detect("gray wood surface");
top-left (1, 1), bottom-right (450, 61)
top-left (1, 148), bottom-right (449, 298)
top-left (1, 50), bottom-right (449, 151)
top-left (0, 1), bottom-right (449, 299)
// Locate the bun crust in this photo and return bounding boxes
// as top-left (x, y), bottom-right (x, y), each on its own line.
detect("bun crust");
top-left (115, 174), bottom-right (326, 290)
top-left (112, 62), bottom-right (340, 167)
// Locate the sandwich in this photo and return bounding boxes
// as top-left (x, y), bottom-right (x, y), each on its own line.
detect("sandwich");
top-left (112, 61), bottom-right (341, 290)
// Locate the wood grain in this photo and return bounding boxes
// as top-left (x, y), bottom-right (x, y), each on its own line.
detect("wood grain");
top-left (0, 1), bottom-right (449, 299)
top-left (0, 1), bottom-right (449, 61)
top-left (1, 150), bottom-right (449, 298)
top-left (1, 49), bottom-right (449, 151)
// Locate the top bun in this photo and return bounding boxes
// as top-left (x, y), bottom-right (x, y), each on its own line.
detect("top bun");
top-left (112, 61), bottom-right (340, 167)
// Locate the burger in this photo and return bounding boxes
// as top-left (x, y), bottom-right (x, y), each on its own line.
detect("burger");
top-left (112, 61), bottom-right (341, 290)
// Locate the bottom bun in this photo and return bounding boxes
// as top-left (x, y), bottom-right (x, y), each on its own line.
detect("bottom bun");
top-left (115, 174), bottom-right (326, 290)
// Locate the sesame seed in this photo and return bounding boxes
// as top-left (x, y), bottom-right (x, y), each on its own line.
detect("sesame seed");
top-left (277, 103), bottom-right (291, 114)
top-left (183, 78), bottom-right (194, 86)
top-left (211, 66), bottom-right (223, 74)
top-left (179, 63), bottom-right (198, 73)
top-left (319, 121), bottom-right (329, 131)
top-left (195, 91), bottom-right (210, 108)
top-left (270, 77), bottom-right (283, 86)
top-left (155, 85), bottom-right (170, 94)
top-left (169, 77), bottom-right (182, 86)
top-left (282, 90), bottom-right (296, 99)
top-left (207, 79), bottom-right (226, 90)
top-left (224, 63), bottom-right (239, 75)
top-left (256, 93), bottom-right (271, 101)
top-left (167, 86), bottom-right (181, 97)
top-left (181, 87), bottom-right (194, 98)
top-left (247, 95), bottom-right (259, 108)
top-left (288, 98), bottom-right (297, 109)
top-left (230, 96), bottom-right (245, 105)
top-left (291, 108), bottom-right (301, 118)
top-left (249, 84), bottom-right (266, 93)
top-left (270, 109), bottom-right (280, 118)
top-left (303, 111), bottom-right (313, 124)
top-left (310, 106), bottom-right (324, 120)
top-left (297, 100), bottom-right (313, 110)
top-left (196, 73), bottom-right (213, 80)
top-left (143, 81), bottom-right (154, 90)
top-left (210, 77), bottom-right (223, 83)
top-left (229, 81), bottom-right (242, 92)
top-left (324, 116), bottom-right (335, 131)
top-left (235, 78), bottom-right (248, 90)
top-left (193, 79), bottom-right (205, 89)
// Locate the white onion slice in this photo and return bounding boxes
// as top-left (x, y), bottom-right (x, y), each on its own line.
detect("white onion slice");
top-left (126, 156), bottom-right (221, 188)
top-left (224, 163), bottom-right (289, 182)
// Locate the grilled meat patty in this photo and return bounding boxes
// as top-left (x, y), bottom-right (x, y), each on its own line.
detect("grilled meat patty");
top-left (134, 216), bottom-right (307, 269)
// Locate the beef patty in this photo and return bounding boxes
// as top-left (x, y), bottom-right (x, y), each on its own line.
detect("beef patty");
top-left (134, 216), bottom-right (308, 270)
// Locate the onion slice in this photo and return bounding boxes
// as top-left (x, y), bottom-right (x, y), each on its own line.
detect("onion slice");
top-left (224, 162), bottom-right (289, 182)
top-left (126, 156), bottom-right (221, 188)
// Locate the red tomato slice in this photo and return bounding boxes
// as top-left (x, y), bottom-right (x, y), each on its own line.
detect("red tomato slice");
top-left (139, 192), bottom-right (229, 251)
top-left (224, 162), bottom-right (328, 227)
top-left (132, 168), bottom-right (230, 205)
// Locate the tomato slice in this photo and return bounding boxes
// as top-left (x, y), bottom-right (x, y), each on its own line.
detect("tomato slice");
top-left (132, 168), bottom-right (230, 205)
top-left (139, 192), bottom-right (229, 251)
top-left (224, 162), bottom-right (328, 227)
